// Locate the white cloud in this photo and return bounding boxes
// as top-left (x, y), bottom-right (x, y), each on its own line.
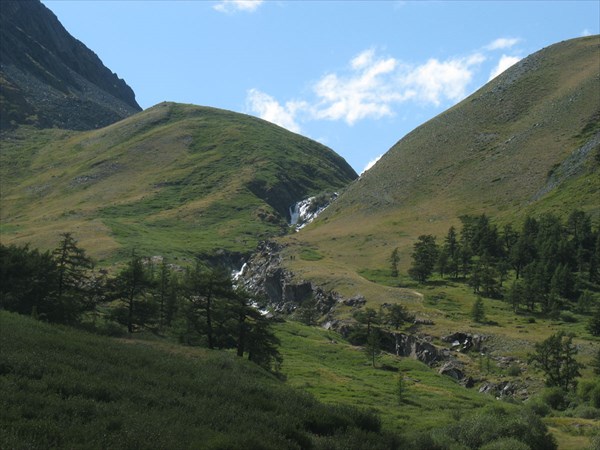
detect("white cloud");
top-left (581, 29), bottom-right (592, 37)
top-left (309, 49), bottom-right (484, 124)
top-left (361, 154), bottom-right (383, 174)
top-left (246, 48), bottom-right (486, 128)
top-left (213, 0), bottom-right (264, 14)
top-left (488, 55), bottom-right (522, 80)
top-left (399, 54), bottom-right (485, 106)
top-left (246, 89), bottom-right (304, 133)
top-left (312, 50), bottom-right (402, 125)
top-left (485, 37), bottom-right (520, 51)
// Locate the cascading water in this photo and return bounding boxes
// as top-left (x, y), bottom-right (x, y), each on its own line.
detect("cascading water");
top-left (288, 193), bottom-right (338, 231)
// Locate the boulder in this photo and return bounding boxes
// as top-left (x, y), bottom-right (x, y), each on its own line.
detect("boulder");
top-left (439, 362), bottom-right (465, 380)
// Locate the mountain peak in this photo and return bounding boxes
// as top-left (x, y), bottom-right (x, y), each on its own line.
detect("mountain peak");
top-left (0, 0), bottom-right (141, 131)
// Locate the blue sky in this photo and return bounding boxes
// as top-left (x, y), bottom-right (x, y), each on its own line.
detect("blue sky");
top-left (43, 0), bottom-right (599, 173)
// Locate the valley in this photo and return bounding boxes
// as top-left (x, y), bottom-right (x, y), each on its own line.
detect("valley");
top-left (1, 1), bottom-right (599, 448)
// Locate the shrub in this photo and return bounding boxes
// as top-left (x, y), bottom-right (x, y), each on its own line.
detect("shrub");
top-left (507, 364), bottom-right (521, 377)
top-left (480, 437), bottom-right (531, 450)
top-left (540, 387), bottom-right (568, 410)
top-left (559, 311), bottom-right (578, 323)
top-left (591, 385), bottom-right (600, 409)
top-left (568, 405), bottom-right (600, 420)
top-left (525, 399), bottom-right (551, 417)
top-left (577, 380), bottom-right (600, 403)
top-left (440, 404), bottom-right (556, 450)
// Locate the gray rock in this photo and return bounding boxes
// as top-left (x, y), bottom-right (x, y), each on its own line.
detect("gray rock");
top-left (439, 362), bottom-right (465, 380)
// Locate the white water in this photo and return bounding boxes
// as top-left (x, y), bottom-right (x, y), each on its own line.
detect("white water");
top-left (289, 193), bottom-right (337, 231)
top-left (232, 262), bottom-right (248, 282)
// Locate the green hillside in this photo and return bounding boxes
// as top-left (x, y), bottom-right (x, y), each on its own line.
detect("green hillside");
top-left (264, 39), bottom-right (600, 449)
top-left (0, 102), bottom-right (357, 263)
top-left (0, 311), bottom-right (401, 449)
top-left (283, 35), bottom-right (599, 291)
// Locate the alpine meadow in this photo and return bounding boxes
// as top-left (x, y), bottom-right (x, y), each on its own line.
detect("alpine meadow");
top-left (1, 1), bottom-right (599, 449)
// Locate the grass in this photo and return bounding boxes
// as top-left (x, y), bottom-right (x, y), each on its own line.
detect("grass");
top-left (275, 320), bottom-right (495, 434)
top-left (0, 311), bottom-right (400, 449)
top-left (0, 102), bottom-right (356, 263)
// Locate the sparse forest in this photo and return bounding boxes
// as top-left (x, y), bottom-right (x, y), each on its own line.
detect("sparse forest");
top-left (407, 211), bottom-right (600, 321)
top-left (0, 235), bottom-right (282, 372)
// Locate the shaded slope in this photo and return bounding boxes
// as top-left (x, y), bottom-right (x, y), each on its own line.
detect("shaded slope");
top-left (0, 0), bottom-right (141, 131)
top-left (0, 102), bottom-right (357, 262)
top-left (0, 311), bottom-right (397, 449)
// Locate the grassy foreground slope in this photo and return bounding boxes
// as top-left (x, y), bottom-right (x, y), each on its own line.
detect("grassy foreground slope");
top-left (282, 35), bottom-right (599, 292)
top-left (0, 311), bottom-right (400, 450)
top-left (0, 102), bottom-right (357, 262)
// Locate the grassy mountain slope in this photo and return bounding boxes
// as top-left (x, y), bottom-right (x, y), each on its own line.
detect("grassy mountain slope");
top-left (0, 311), bottom-right (400, 449)
top-left (282, 36), bottom-right (599, 292)
top-left (0, 102), bottom-right (357, 262)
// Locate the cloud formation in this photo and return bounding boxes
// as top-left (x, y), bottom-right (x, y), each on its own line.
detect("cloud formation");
top-left (246, 43), bottom-right (517, 130)
top-left (485, 37), bottom-right (520, 51)
top-left (400, 54), bottom-right (485, 106)
top-left (488, 55), bottom-right (522, 80)
top-left (581, 29), bottom-right (592, 37)
top-left (246, 89), bottom-right (304, 133)
top-left (306, 49), bottom-right (485, 125)
top-left (213, 0), bottom-right (264, 14)
top-left (361, 154), bottom-right (383, 174)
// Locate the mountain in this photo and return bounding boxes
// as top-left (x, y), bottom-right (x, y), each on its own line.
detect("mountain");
top-left (0, 102), bottom-right (357, 262)
top-left (0, 0), bottom-right (141, 131)
top-left (284, 35), bottom-right (599, 291)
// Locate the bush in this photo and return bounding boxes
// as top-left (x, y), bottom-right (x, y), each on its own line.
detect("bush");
top-left (507, 364), bottom-right (521, 377)
top-left (578, 380), bottom-right (599, 402)
top-left (559, 311), bottom-right (578, 323)
top-left (541, 387), bottom-right (568, 410)
top-left (525, 399), bottom-right (551, 417)
top-left (568, 405), bottom-right (600, 420)
top-left (439, 404), bottom-right (556, 450)
top-left (591, 385), bottom-right (600, 409)
top-left (480, 437), bottom-right (531, 450)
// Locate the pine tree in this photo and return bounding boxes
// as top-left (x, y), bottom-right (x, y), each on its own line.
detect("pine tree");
top-left (113, 251), bottom-right (152, 333)
top-left (471, 296), bottom-right (486, 323)
top-left (386, 303), bottom-right (413, 330)
top-left (365, 328), bottom-right (382, 368)
top-left (396, 375), bottom-right (405, 405)
top-left (408, 235), bottom-right (439, 283)
top-left (528, 332), bottom-right (583, 391)
top-left (390, 247), bottom-right (400, 278)
top-left (51, 232), bottom-right (93, 324)
top-left (588, 307), bottom-right (600, 337)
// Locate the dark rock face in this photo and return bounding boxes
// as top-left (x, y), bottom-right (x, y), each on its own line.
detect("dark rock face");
top-left (442, 332), bottom-right (488, 353)
top-left (438, 361), bottom-right (465, 381)
top-left (391, 332), bottom-right (445, 365)
top-left (237, 241), bottom-right (343, 315)
top-left (0, 0), bottom-right (141, 131)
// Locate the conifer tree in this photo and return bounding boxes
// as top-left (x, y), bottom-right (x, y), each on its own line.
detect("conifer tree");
top-left (471, 296), bottom-right (486, 323)
top-left (528, 332), bottom-right (582, 391)
top-left (390, 247), bottom-right (400, 278)
top-left (51, 232), bottom-right (93, 323)
top-left (408, 235), bottom-right (439, 283)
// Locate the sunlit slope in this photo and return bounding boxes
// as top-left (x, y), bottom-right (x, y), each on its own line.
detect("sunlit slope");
top-left (285, 36), bottom-right (599, 290)
top-left (0, 102), bottom-right (357, 261)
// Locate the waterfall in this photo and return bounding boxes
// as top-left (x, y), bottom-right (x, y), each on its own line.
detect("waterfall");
top-left (289, 204), bottom-right (301, 226)
top-left (288, 193), bottom-right (338, 231)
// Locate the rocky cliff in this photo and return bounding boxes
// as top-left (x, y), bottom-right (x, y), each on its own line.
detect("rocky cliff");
top-left (0, 0), bottom-right (141, 131)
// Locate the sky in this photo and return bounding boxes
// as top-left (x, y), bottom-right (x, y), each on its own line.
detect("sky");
top-left (43, 0), bottom-right (599, 174)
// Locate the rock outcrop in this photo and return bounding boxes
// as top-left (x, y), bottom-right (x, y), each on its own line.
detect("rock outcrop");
top-left (442, 332), bottom-right (488, 353)
top-left (0, 0), bottom-right (141, 131)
